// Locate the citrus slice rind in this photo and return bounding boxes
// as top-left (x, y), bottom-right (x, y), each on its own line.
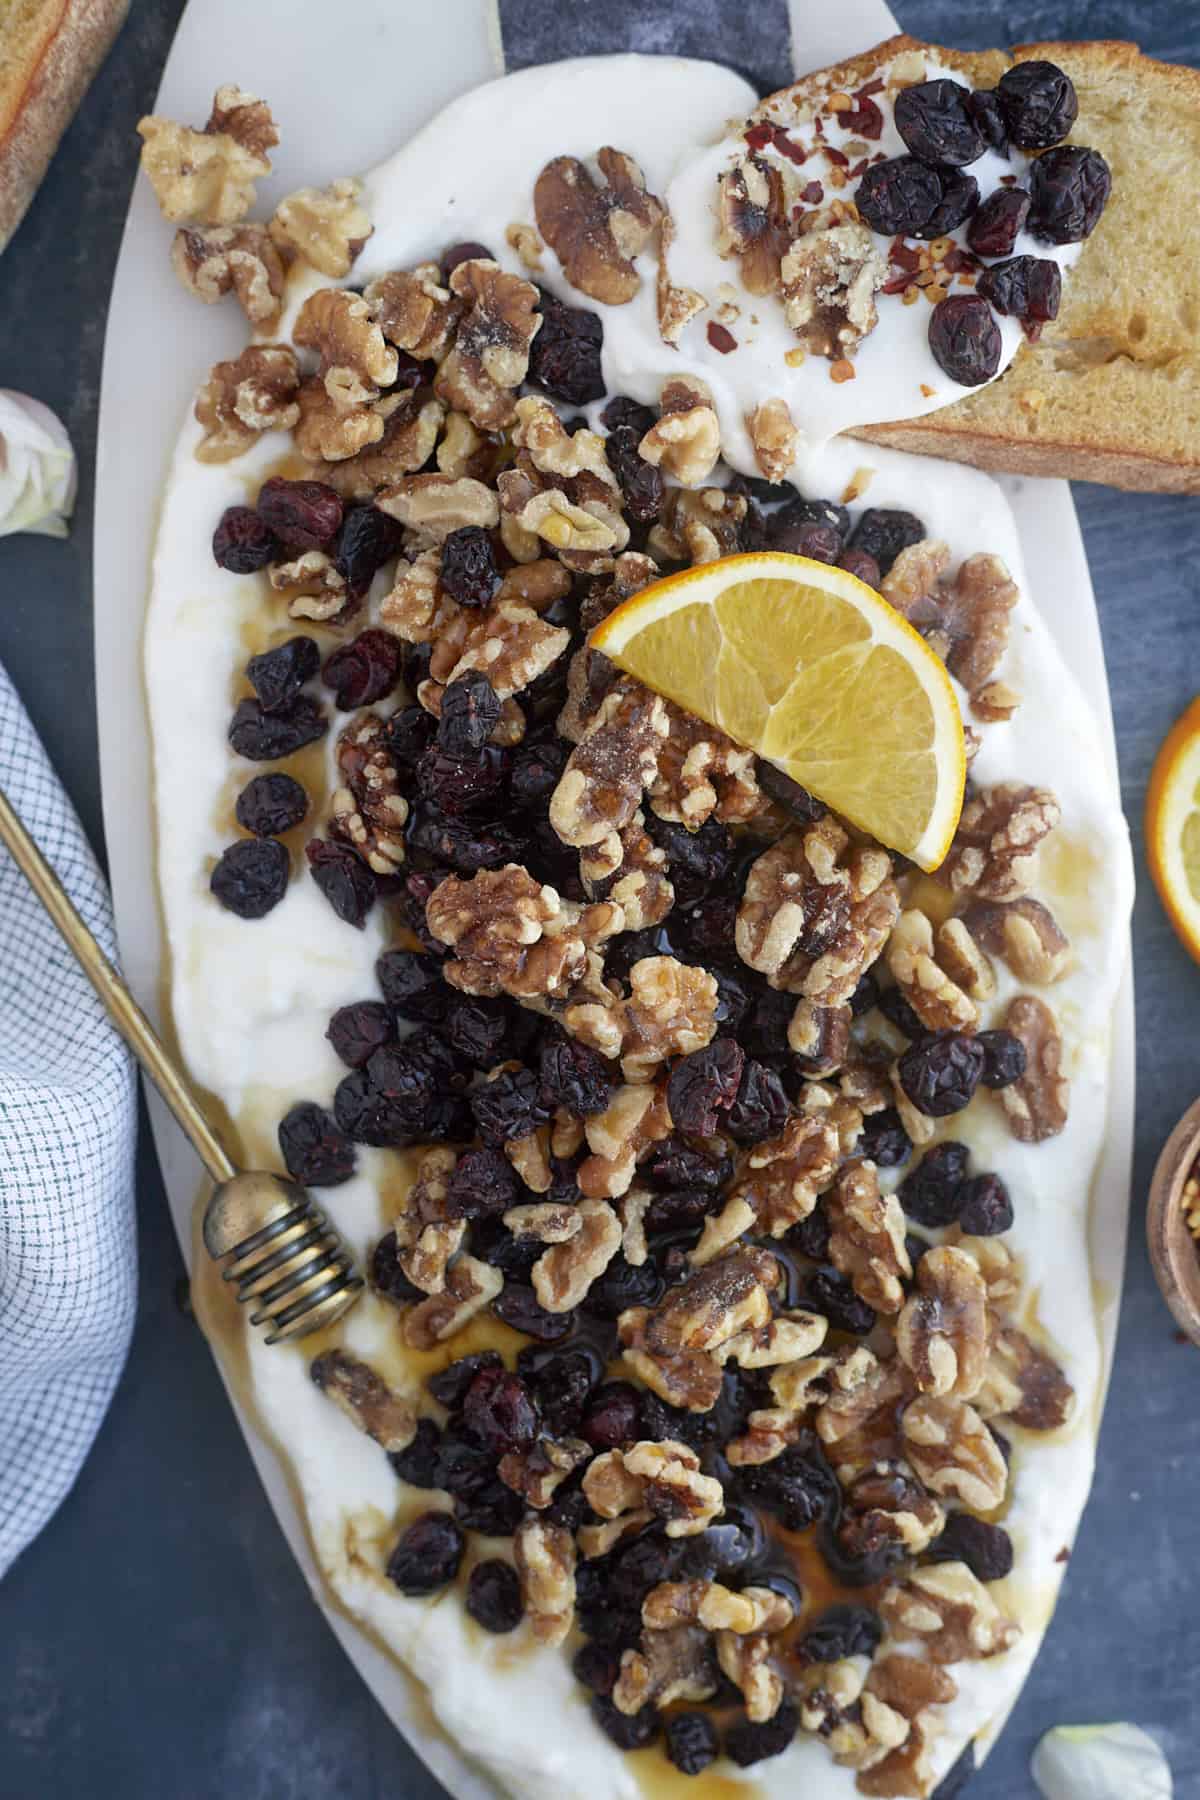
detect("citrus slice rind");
top-left (591, 551), bottom-right (966, 872)
top-left (1146, 694), bottom-right (1200, 964)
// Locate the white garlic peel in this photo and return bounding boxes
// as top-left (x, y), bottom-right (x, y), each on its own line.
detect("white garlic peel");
top-left (0, 390), bottom-right (77, 538)
top-left (1033, 1723), bottom-right (1173, 1800)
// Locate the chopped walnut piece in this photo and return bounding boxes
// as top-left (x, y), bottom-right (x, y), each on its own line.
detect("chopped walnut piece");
top-left (780, 204), bottom-right (884, 358)
top-left (294, 288), bottom-right (399, 410)
top-left (837, 1463), bottom-right (945, 1561)
top-left (365, 263), bottom-right (460, 361)
top-left (973, 679), bottom-right (1021, 723)
top-left (788, 998), bottom-right (852, 1076)
top-left (854, 1657), bottom-right (959, 1798)
top-left (999, 993), bottom-right (1069, 1142)
top-left (513, 394), bottom-right (614, 485)
top-left (717, 1630), bottom-right (785, 1723)
top-left (499, 1434), bottom-right (590, 1508)
top-left (137, 85), bottom-right (277, 225)
top-left (309, 1348), bottom-right (415, 1452)
top-left (583, 1440), bottom-right (724, 1538)
top-left (717, 1311), bottom-right (828, 1369)
top-left (975, 1325), bottom-right (1074, 1429)
top-left (769, 1353), bottom-right (838, 1414)
top-left (269, 549), bottom-right (352, 625)
top-left (883, 544), bottom-right (1019, 706)
top-left (638, 376), bottom-right (721, 488)
top-left (534, 146), bottom-right (663, 305)
top-left (943, 1227), bottom-right (1021, 1311)
top-left (551, 682), bottom-right (669, 867)
top-left (293, 376), bottom-right (385, 463)
top-left (532, 1198), bottom-right (622, 1311)
top-left (825, 1160), bottom-right (911, 1314)
top-left (648, 484), bottom-right (748, 566)
top-left (657, 211), bottom-right (707, 345)
top-left (437, 410), bottom-right (490, 481)
top-left (702, 1111), bottom-right (840, 1256)
top-left (269, 178), bottom-right (371, 278)
top-left (895, 1246), bottom-right (989, 1401)
top-left (816, 1346), bottom-right (911, 1478)
top-left (194, 343), bottom-right (300, 463)
top-left (880, 1562), bottom-right (1020, 1663)
top-left (578, 1079), bottom-right (671, 1201)
top-left (647, 702), bottom-right (763, 828)
top-left (378, 473), bottom-right (499, 541)
top-left (433, 598), bottom-right (570, 703)
top-left (317, 393), bottom-right (446, 501)
top-left (747, 398), bottom-right (800, 482)
top-left (435, 259), bottom-right (541, 430)
top-left (644, 1579), bottom-right (792, 1635)
top-left (388, 1146), bottom-right (461, 1293)
top-left (621, 955), bottom-right (719, 1082)
top-left (379, 548), bottom-right (447, 641)
top-left (614, 1626), bottom-right (718, 1714)
top-left (940, 783), bottom-right (1060, 901)
top-left (620, 1248), bottom-right (779, 1411)
top-left (401, 1254), bottom-right (503, 1349)
top-left (737, 820), bottom-right (899, 1005)
top-left (618, 1187), bottom-right (652, 1267)
top-left (514, 1516), bottom-right (576, 1646)
top-left (331, 712), bottom-right (409, 872)
top-left (901, 1394), bottom-right (1008, 1511)
top-left (171, 224), bottom-right (285, 327)
top-left (726, 1406), bottom-right (809, 1467)
top-left (963, 897), bottom-right (1070, 985)
top-left (591, 815), bottom-right (675, 933)
top-left (499, 469), bottom-right (627, 565)
top-left (425, 865), bottom-right (617, 1002)
top-left (716, 154), bottom-right (791, 295)
top-left (934, 916), bottom-right (997, 1005)
top-left (886, 909), bottom-right (978, 1033)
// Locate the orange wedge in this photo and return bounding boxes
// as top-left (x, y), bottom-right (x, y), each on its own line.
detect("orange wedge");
top-left (591, 552), bottom-right (966, 871)
top-left (1146, 695), bottom-right (1200, 963)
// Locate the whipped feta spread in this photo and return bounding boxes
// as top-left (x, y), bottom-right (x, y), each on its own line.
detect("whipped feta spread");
top-left (145, 55), bottom-right (1133, 1800)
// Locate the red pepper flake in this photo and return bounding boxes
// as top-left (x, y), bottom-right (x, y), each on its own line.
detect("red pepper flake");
top-left (824, 145), bottom-right (849, 169)
top-left (706, 321), bottom-right (737, 354)
top-left (999, 173), bottom-right (1018, 187)
top-left (1022, 320), bottom-right (1044, 344)
top-left (889, 238), bottom-right (922, 272)
top-left (881, 272), bottom-right (913, 295)
top-left (800, 179), bottom-right (824, 204)
top-left (943, 245), bottom-right (978, 274)
top-left (841, 88), bottom-right (884, 140)
top-left (771, 126), bottom-right (809, 165)
top-left (848, 158), bottom-right (868, 179)
top-left (1054, 1545), bottom-right (1071, 1564)
top-left (813, 114), bottom-right (826, 139)
top-left (858, 77), bottom-right (885, 97)
top-left (744, 121), bottom-right (773, 151)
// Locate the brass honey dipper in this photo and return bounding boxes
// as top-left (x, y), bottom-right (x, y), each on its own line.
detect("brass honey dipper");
top-left (0, 784), bottom-right (363, 1342)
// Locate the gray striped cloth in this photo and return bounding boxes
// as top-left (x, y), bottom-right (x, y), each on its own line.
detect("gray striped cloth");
top-left (0, 665), bottom-right (137, 1575)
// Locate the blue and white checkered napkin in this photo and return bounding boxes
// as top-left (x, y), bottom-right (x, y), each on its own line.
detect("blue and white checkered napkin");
top-left (0, 663), bottom-right (137, 1576)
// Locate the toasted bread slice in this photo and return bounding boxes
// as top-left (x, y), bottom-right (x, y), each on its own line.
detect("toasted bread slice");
top-left (0, 0), bottom-right (129, 254)
top-left (769, 35), bottom-right (1200, 493)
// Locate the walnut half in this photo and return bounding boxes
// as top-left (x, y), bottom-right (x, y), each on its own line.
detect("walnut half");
top-left (534, 146), bottom-right (663, 305)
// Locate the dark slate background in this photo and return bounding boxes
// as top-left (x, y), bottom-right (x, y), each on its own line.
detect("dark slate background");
top-left (0, 2), bottom-right (1197, 1796)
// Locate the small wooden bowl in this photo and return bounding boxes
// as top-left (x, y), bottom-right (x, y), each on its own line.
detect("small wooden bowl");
top-left (1147, 1097), bottom-right (1200, 1346)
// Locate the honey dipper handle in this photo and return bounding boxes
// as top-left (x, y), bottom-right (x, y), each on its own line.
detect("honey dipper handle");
top-left (0, 783), bottom-right (237, 1185)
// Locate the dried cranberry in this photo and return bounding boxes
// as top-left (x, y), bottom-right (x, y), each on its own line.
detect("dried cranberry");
top-left (642, 813), bottom-right (733, 898)
top-left (771, 493), bottom-right (848, 544)
top-left (642, 1186), bottom-right (712, 1237)
top-left (601, 396), bottom-right (657, 436)
top-left (441, 240), bottom-right (494, 279)
top-left (229, 695), bottom-right (327, 761)
top-left (977, 1027), bottom-right (1027, 1088)
top-left (927, 1511), bottom-right (1014, 1581)
top-left (756, 759), bottom-right (827, 822)
top-left (210, 837), bottom-right (289, 918)
top-left (428, 1350), bottom-right (503, 1411)
top-left (528, 291), bottom-right (605, 406)
top-left (677, 1507), bottom-right (764, 1581)
top-left (738, 1436), bottom-right (839, 1531)
top-left (899, 1030), bottom-right (986, 1116)
top-left (929, 168), bottom-right (981, 236)
top-left (442, 995), bottom-right (516, 1069)
top-left (838, 546), bottom-right (882, 588)
top-left (438, 672), bottom-right (501, 755)
top-left (1029, 144), bottom-right (1110, 244)
top-left (389, 1417), bottom-right (442, 1487)
top-left (858, 1106), bottom-right (913, 1169)
top-left (213, 505), bottom-right (278, 573)
top-left (418, 744), bottom-right (509, 818)
top-left (583, 1253), bottom-right (665, 1321)
top-left (855, 155), bottom-right (943, 235)
top-left (235, 772), bottom-right (308, 838)
top-left (726, 1058), bottom-right (790, 1145)
top-left (386, 1511), bottom-right (464, 1595)
top-left (517, 1345), bottom-right (599, 1436)
top-left (967, 88), bottom-right (1008, 154)
top-left (439, 525), bottom-right (501, 607)
top-left (581, 1380), bottom-right (642, 1450)
top-left (772, 517), bottom-right (841, 562)
top-left (933, 1743), bottom-right (977, 1799)
top-left (849, 970), bottom-right (880, 1017)
top-left (977, 254), bottom-right (1061, 322)
top-left (391, 349), bottom-right (430, 390)
top-left (899, 1141), bottom-right (971, 1227)
top-left (573, 1641), bottom-right (620, 1695)
top-left (894, 79), bottom-right (985, 167)
top-left (905, 1231), bottom-right (931, 1272)
top-left (510, 735), bottom-right (568, 809)
top-left (377, 950), bottom-right (449, 1022)
top-left (966, 186), bottom-right (1030, 258)
top-left (471, 1066), bottom-right (549, 1147)
top-left (408, 807), bottom-right (528, 873)
top-left (605, 424), bottom-right (665, 524)
top-left (334, 1048), bottom-right (447, 1147)
top-left (667, 1039), bottom-right (745, 1136)
top-left (806, 1267), bottom-right (877, 1335)
top-left (306, 838), bottom-right (375, 927)
top-left (462, 1365), bottom-right (540, 1455)
top-left (798, 1603), bottom-right (882, 1663)
top-left (491, 1282), bottom-right (574, 1341)
top-left (246, 636), bottom-right (321, 714)
top-left (591, 1695), bottom-right (660, 1752)
top-left (326, 1000), bottom-right (394, 1067)
top-left (929, 294), bottom-right (1002, 387)
top-left (645, 1137), bottom-right (731, 1192)
top-left (322, 629), bottom-right (402, 709)
top-left (725, 1700), bottom-right (797, 1767)
top-left (466, 1559), bottom-right (524, 1633)
top-left (277, 1100), bottom-right (355, 1185)
top-left (997, 59), bottom-right (1078, 149)
top-left (386, 705), bottom-right (437, 771)
top-left (786, 1203), bottom-right (832, 1261)
top-left (455, 1475), bottom-right (525, 1536)
top-left (876, 984), bottom-right (927, 1040)
top-left (370, 1231), bottom-right (425, 1304)
top-left (847, 508), bottom-right (924, 576)
top-left (256, 476), bottom-right (343, 551)
top-left (959, 1172), bottom-right (1014, 1236)
top-left (665, 1713), bottom-right (718, 1777)
top-left (539, 1031), bottom-right (614, 1117)
top-left (332, 505), bottom-right (403, 597)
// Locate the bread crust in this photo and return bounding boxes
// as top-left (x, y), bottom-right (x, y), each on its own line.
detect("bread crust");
top-left (0, 0), bottom-right (129, 253)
